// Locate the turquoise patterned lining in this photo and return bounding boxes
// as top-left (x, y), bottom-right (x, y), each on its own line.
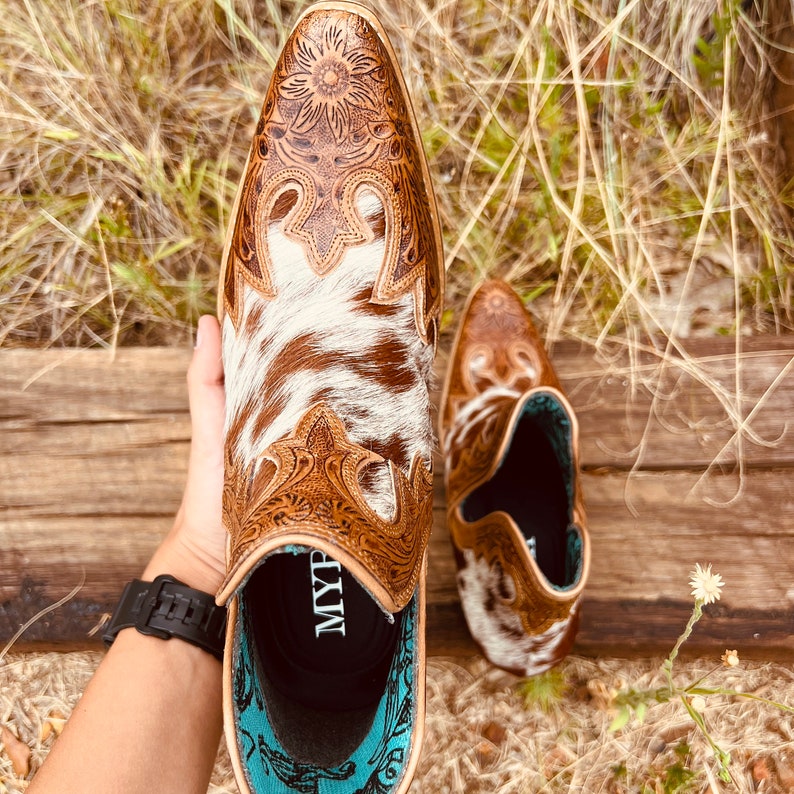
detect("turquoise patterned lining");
top-left (233, 588), bottom-right (418, 794)
top-left (563, 525), bottom-right (583, 591)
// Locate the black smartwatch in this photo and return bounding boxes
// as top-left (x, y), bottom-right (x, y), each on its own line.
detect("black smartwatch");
top-left (103, 574), bottom-right (227, 660)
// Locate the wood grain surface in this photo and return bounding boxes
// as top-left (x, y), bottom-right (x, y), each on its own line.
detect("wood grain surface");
top-left (2, 338), bottom-right (793, 657)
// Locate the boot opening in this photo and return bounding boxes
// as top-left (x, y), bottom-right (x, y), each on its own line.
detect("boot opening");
top-left (242, 550), bottom-right (401, 767)
top-left (461, 392), bottom-right (581, 589)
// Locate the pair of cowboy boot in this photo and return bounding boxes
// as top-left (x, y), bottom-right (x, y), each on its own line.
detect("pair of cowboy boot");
top-left (215, 4), bottom-right (589, 793)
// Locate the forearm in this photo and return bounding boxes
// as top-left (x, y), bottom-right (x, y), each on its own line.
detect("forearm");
top-left (30, 315), bottom-right (228, 794)
top-left (29, 531), bottom-right (225, 794)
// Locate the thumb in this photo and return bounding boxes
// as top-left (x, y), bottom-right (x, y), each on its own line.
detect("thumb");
top-left (187, 315), bottom-right (225, 452)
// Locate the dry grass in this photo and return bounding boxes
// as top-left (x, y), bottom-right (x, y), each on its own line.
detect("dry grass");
top-left (1, 0), bottom-right (279, 347)
top-left (1, 0), bottom-right (792, 486)
top-left (1, 0), bottom-right (792, 349)
top-left (2, 652), bottom-right (793, 792)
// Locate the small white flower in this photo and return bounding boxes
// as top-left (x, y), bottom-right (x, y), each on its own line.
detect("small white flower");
top-left (689, 563), bottom-right (725, 605)
top-left (721, 649), bottom-right (740, 667)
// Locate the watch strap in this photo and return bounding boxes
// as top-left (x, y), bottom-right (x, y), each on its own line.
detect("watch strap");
top-left (103, 575), bottom-right (227, 660)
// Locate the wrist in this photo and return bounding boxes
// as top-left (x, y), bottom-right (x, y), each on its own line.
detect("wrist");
top-left (104, 575), bottom-right (227, 661)
top-left (144, 525), bottom-right (226, 596)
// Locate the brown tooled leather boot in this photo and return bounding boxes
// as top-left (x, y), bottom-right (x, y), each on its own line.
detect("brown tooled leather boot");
top-left (216, 3), bottom-right (443, 792)
top-left (440, 280), bottom-right (590, 676)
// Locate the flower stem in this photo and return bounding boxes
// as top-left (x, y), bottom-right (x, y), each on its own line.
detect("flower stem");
top-left (662, 600), bottom-right (703, 692)
top-left (685, 687), bottom-right (794, 714)
top-left (681, 694), bottom-right (732, 782)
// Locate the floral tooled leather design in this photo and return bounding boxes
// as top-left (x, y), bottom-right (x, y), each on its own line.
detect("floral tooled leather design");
top-left (221, 402), bottom-right (433, 612)
top-left (441, 281), bottom-right (558, 445)
top-left (442, 281), bottom-right (564, 503)
top-left (444, 392), bottom-right (514, 508)
top-left (222, 7), bottom-right (443, 345)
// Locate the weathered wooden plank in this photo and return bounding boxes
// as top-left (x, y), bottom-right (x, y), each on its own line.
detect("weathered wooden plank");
top-left (427, 600), bottom-right (794, 661)
top-left (2, 425), bottom-right (187, 518)
top-left (0, 517), bottom-right (170, 647)
top-left (6, 470), bottom-right (794, 609)
top-left (3, 339), bottom-right (792, 475)
top-left (1, 349), bottom-right (192, 523)
top-left (3, 470), bottom-right (792, 655)
top-left (1, 340), bottom-right (792, 656)
top-left (770, 0), bottom-right (794, 175)
top-left (557, 338), bottom-right (794, 470)
top-left (0, 348), bottom-right (191, 423)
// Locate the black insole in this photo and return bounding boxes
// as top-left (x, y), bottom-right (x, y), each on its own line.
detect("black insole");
top-left (462, 414), bottom-right (570, 587)
top-left (244, 551), bottom-right (401, 766)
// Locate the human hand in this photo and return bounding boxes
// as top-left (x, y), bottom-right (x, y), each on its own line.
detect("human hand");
top-left (144, 315), bottom-right (227, 594)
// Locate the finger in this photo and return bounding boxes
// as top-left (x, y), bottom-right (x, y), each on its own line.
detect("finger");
top-left (187, 315), bottom-right (225, 459)
top-left (189, 314), bottom-right (224, 387)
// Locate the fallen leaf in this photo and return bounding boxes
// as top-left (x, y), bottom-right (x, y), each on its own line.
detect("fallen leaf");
top-left (474, 739), bottom-right (497, 767)
top-left (587, 678), bottom-right (613, 710)
top-left (1, 725), bottom-right (31, 778)
top-left (39, 719), bottom-right (66, 742)
top-left (543, 744), bottom-right (576, 778)
top-left (39, 710), bottom-right (67, 742)
top-left (750, 756), bottom-right (770, 782)
top-left (481, 720), bottom-right (506, 746)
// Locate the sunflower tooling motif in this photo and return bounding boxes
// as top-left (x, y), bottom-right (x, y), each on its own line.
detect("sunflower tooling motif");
top-left (280, 21), bottom-right (379, 143)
